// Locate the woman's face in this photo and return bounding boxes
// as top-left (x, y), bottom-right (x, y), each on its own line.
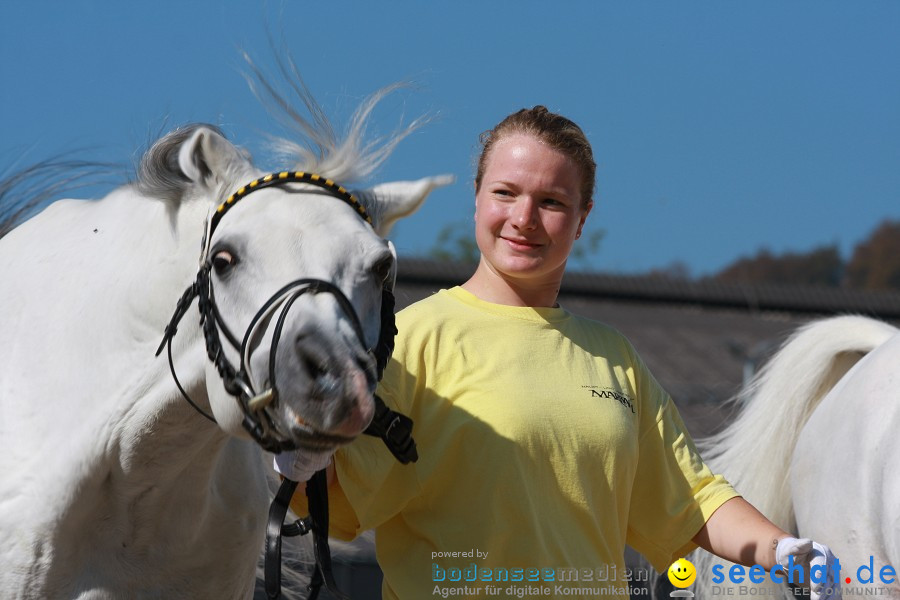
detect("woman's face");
top-left (474, 133), bottom-right (591, 287)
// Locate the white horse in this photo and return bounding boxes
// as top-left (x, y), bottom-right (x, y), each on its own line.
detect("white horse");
top-left (691, 314), bottom-right (900, 599)
top-left (0, 79), bottom-right (450, 597)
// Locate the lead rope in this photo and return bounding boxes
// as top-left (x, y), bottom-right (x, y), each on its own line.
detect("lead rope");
top-left (265, 478), bottom-right (302, 599)
top-left (305, 469), bottom-right (341, 599)
top-left (264, 394), bottom-right (418, 599)
top-left (265, 471), bottom-right (342, 600)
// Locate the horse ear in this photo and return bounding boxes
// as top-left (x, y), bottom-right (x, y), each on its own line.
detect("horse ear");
top-left (177, 127), bottom-right (246, 186)
top-left (361, 175), bottom-right (454, 237)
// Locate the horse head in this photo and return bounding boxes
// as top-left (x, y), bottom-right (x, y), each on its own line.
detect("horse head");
top-left (164, 125), bottom-right (450, 453)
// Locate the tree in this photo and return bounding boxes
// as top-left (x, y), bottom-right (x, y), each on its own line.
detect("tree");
top-left (568, 228), bottom-right (605, 270)
top-left (428, 220), bottom-right (479, 263)
top-left (712, 245), bottom-right (843, 287)
top-left (844, 220), bottom-right (900, 291)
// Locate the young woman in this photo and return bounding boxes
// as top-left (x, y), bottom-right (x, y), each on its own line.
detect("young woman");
top-left (277, 106), bottom-right (840, 600)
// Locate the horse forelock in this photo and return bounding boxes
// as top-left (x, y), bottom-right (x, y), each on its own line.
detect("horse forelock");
top-left (136, 54), bottom-right (428, 228)
top-left (245, 53), bottom-right (427, 188)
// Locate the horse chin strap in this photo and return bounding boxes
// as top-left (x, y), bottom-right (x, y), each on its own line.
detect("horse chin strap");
top-left (156, 171), bottom-right (418, 600)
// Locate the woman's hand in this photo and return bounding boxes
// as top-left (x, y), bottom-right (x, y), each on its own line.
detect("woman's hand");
top-left (693, 498), bottom-right (842, 600)
top-left (273, 449), bottom-right (334, 482)
top-left (775, 537), bottom-right (841, 600)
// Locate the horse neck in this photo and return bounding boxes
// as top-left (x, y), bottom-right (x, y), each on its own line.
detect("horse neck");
top-left (112, 191), bottom-right (266, 518)
top-left (115, 391), bottom-right (224, 496)
top-left (68, 348), bottom-right (268, 559)
top-left (47, 387), bottom-right (267, 594)
top-left (76, 189), bottom-right (266, 541)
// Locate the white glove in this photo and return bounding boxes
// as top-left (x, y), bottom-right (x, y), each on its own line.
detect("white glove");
top-left (273, 449), bottom-right (334, 482)
top-left (775, 537), bottom-right (842, 600)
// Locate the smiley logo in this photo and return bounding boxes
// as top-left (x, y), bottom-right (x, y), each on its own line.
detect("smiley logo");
top-left (667, 558), bottom-right (696, 588)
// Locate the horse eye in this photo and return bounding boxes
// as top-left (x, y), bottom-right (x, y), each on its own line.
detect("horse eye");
top-left (372, 255), bottom-right (393, 284)
top-left (211, 250), bottom-right (236, 275)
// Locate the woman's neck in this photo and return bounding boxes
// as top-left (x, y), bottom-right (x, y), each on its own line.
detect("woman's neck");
top-left (461, 258), bottom-right (562, 307)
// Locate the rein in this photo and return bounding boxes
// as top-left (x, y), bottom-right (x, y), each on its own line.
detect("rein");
top-left (156, 171), bottom-right (417, 599)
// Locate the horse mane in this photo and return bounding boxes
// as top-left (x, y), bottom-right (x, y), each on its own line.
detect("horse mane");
top-left (0, 157), bottom-right (120, 238)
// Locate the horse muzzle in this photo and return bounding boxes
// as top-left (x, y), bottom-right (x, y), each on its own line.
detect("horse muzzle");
top-left (255, 319), bottom-right (376, 449)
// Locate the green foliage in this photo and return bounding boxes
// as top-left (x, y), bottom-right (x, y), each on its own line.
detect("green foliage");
top-left (428, 220), bottom-right (479, 264)
top-left (568, 228), bottom-right (606, 270)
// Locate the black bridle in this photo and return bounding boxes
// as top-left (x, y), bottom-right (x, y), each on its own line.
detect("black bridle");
top-left (157, 171), bottom-right (380, 452)
top-left (156, 171), bottom-right (417, 599)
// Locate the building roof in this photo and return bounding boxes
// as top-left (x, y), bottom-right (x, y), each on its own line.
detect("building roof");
top-left (398, 258), bottom-right (900, 319)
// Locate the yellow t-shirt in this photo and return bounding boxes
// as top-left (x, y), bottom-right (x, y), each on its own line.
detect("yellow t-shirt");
top-left (296, 286), bottom-right (738, 599)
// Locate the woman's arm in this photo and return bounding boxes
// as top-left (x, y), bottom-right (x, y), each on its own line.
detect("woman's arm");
top-left (692, 496), bottom-right (841, 600)
top-left (691, 496), bottom-right (790, 568)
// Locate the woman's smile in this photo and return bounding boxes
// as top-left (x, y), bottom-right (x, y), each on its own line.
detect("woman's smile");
top-left (501, 236), bottom-right (543, 251)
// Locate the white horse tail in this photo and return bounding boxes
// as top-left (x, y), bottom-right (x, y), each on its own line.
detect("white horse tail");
top-left (691, 315), bottom-right (897, 598)
top-left (699, 315), bottom-right (897, 529)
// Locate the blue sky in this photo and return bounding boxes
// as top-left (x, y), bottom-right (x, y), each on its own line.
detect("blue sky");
top-left (2, 1), bottom-right (898, 276)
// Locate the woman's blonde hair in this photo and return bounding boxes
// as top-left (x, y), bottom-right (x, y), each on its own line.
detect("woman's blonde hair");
top-left (475, 105), bottom-right (596, 208)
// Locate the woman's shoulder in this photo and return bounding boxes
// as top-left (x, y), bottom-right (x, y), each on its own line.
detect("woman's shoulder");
top-left (391, 288), bottom-right (463, 343)
top-left (564, 311), bottom-right (643, 359)
top-left (567, 311), bottom-right (629, 340)
top-left (395, 288), bottom-right (457, 322)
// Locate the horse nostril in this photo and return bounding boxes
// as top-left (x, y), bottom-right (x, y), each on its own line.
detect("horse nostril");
top-left (295, 331), bottom-right (326, 379)
top-left (304, 355), bottom-right (325, 380)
